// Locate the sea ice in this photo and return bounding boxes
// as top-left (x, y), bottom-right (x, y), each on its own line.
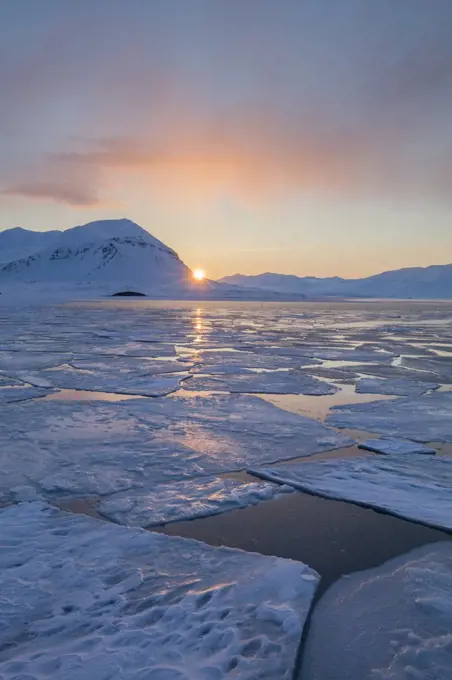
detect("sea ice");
top-left (184, 371), bottom-right (338, 395)
top-left (99, 475), bottom-right (293, 527)
top-left (358, 438), bottom-right (436, 455)
top-left (0, 385), bottom-right (53, 403)
top-left (0, 394), bottom-right (354, 500)
top-left (250, 455), bottom-right (452, 531)
top-left (0, 502), bottom-right (319, 680)
top-left (327, 392), bottom-right (452, 441)
top-left (301, 542), bottom-right (452, 680)
top-left (189, 350), bottom-right (314, 371)
top-left (356, 377), bottom-right (439, 396)
top-left (19, 366), bottom-right (185, 396)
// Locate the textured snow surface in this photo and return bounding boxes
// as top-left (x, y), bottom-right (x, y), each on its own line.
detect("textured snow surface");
top-left (327, 392), bottom-right (452, 441)
top-left (99, 476), bottom-right (293, 527)
top-left (0, 393), bottom-right (353, 501)
top-left (355, 377), bottom-right (439, 396)
top-left (301, 542), bottom-right (452, 680)
top-left (0, 502), bottom-right (319, 680)
top-left (358, 438), bottom-right (437, 455)
top-left (250, 456), bottom-right (452, 531)
top-left (184, 370), bottom-right (337, 395)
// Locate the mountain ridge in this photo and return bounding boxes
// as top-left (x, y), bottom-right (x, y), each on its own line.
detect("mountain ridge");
top-left (0, 219), bottom-right (305, 301)
top-left (220, 264), bottom-right (452, 299)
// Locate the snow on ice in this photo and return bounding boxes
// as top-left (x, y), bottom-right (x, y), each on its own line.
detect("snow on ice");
top-left (327, 392), bottom-right (452, 442)
top-left (301, 542), bottom-right (452, 680)
top-left (0, 393), bottom-right (353, 502)
top-left (0, 502), bottom-right (319, 680)
top-left (99, 476), bottom-right (293, 527)
top-left (250, 455), bottom-right (452, 532)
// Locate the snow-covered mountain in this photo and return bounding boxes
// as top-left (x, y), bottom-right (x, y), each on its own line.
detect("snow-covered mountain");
top-left (0, 227), bottom-right (61, 265)
top-left (220, 265), bottom-right (452, 299)
top-left (0, 219), bottom-right (305, 300)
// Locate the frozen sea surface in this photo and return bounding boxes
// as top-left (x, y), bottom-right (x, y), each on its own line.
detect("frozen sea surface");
top-left (99, 476), bottom-right (294, 527)
top-left (301, 542), bottom-right (452, 680)
top-left (355, 377), bottom-right (439, 396)
top-left (184, 370), bottom-right (337, 395)
top-left (0, 502), bottom-right (319, 680)
top-left (0, 385), bottom-right (54, 403)
top-left (21, 366), bottom-right (186, 396)
top-left (0, 393), bottom-right (353, 502)
top-left (327, 392), bottom-right (452, 441)
top-left (250, 455), bottom-right (452, 532)
top-left (358, 438), bottom-right (437, 455)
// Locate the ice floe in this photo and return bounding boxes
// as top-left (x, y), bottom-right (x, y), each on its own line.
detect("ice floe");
top-left (301, 542), bottom-right (452, 680)
top-left (250, 455), bottom-right (452, 531)
top-left (99, 476), bottom-right (293, 527)
top-left (189, 350), bottom-right (315, 372)
top-left (0, 394), bottom-right (354, 500)
top-left (356, 377), bottom-right (439, 396)
top-left (184, 371), bottom-right (338, 395)
top-left (19, 366), bottom-right (185, 396)
top-left (0, 385), bottom-right (54, 403)
top-left (327, 392), bottom-right (452, 441)
top-left (0, 502), bottom-right (319, 680)
top-left (358, 438), bottom-right (436, 455)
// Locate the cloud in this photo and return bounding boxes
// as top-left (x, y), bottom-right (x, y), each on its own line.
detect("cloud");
top-left (0, 181), bottom-right (99, 206)
top-left (1, 0), bottom-right (452, 207)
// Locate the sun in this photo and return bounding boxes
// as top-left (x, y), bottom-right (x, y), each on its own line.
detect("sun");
top-left (193, 268), bottom-right (206, 281)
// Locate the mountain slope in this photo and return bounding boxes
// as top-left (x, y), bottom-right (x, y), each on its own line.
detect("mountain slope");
top-left (220, 265), bottom-right (452, 299)
top-left (0, 219), bottom-right (190, 293)
top-left (0, 227), bottom-right (61, 265)
top-left (0, 219), bottom-right (305, 300)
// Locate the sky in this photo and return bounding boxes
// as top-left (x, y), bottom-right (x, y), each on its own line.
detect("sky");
top-left (1, 0), bottom-right (452, 279)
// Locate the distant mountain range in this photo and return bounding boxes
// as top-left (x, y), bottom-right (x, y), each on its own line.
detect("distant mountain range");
top-left (220, 266), bottom-right (452, 299)
top-left (0, 220), bottom-right (302, 300)
top-left (1, 220), bottom-right (451, 300)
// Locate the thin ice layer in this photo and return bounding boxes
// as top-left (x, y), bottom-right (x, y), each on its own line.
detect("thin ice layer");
top-left (358, 438), bottom-right (436, 455)
top-left (99, 476), bottom-right (293, 527)
top-left (0, 393), bottom-right (353, 499)
top-left (301, 542), bottom-right (452, 680)
top-left (0, 502), bottom-right (319, 680)
top-left (355, 377), bottom-right (439, 396)
top-left (250, 456), bottom-right (452, 531)
top-left (327, 392), bottom-right (452, 442)
top-left (184, 371), bottom-right (337, 395)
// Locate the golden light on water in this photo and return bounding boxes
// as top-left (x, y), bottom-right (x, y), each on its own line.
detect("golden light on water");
top-left (193, 268), bottom-right (206, 281)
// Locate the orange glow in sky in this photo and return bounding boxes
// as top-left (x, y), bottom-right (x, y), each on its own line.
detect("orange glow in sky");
top-left (193, 268), bottom-right (206, 281)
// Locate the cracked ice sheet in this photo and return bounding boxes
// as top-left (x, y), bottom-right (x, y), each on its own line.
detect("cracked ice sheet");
top-left (99, 476), bottom-right (294, 527)
top-left (301, 542), bottom-right (452, 680)
top-left (355, 377), bottom-right (439, 396)
top-left (184, 371), bottom-right (338, 395)
top-left (358, 438), bottom-right (436, 455)
top-left (20, 367), bottom-right (185, 397)
top-left (0, 502), bottom-right (319, 680)
top-left (250, 455), bottom-right (452, 532)
top-left (0, 394), bottom-right (353, 500)
top-left (327, 392), bottom-right (452, 442)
